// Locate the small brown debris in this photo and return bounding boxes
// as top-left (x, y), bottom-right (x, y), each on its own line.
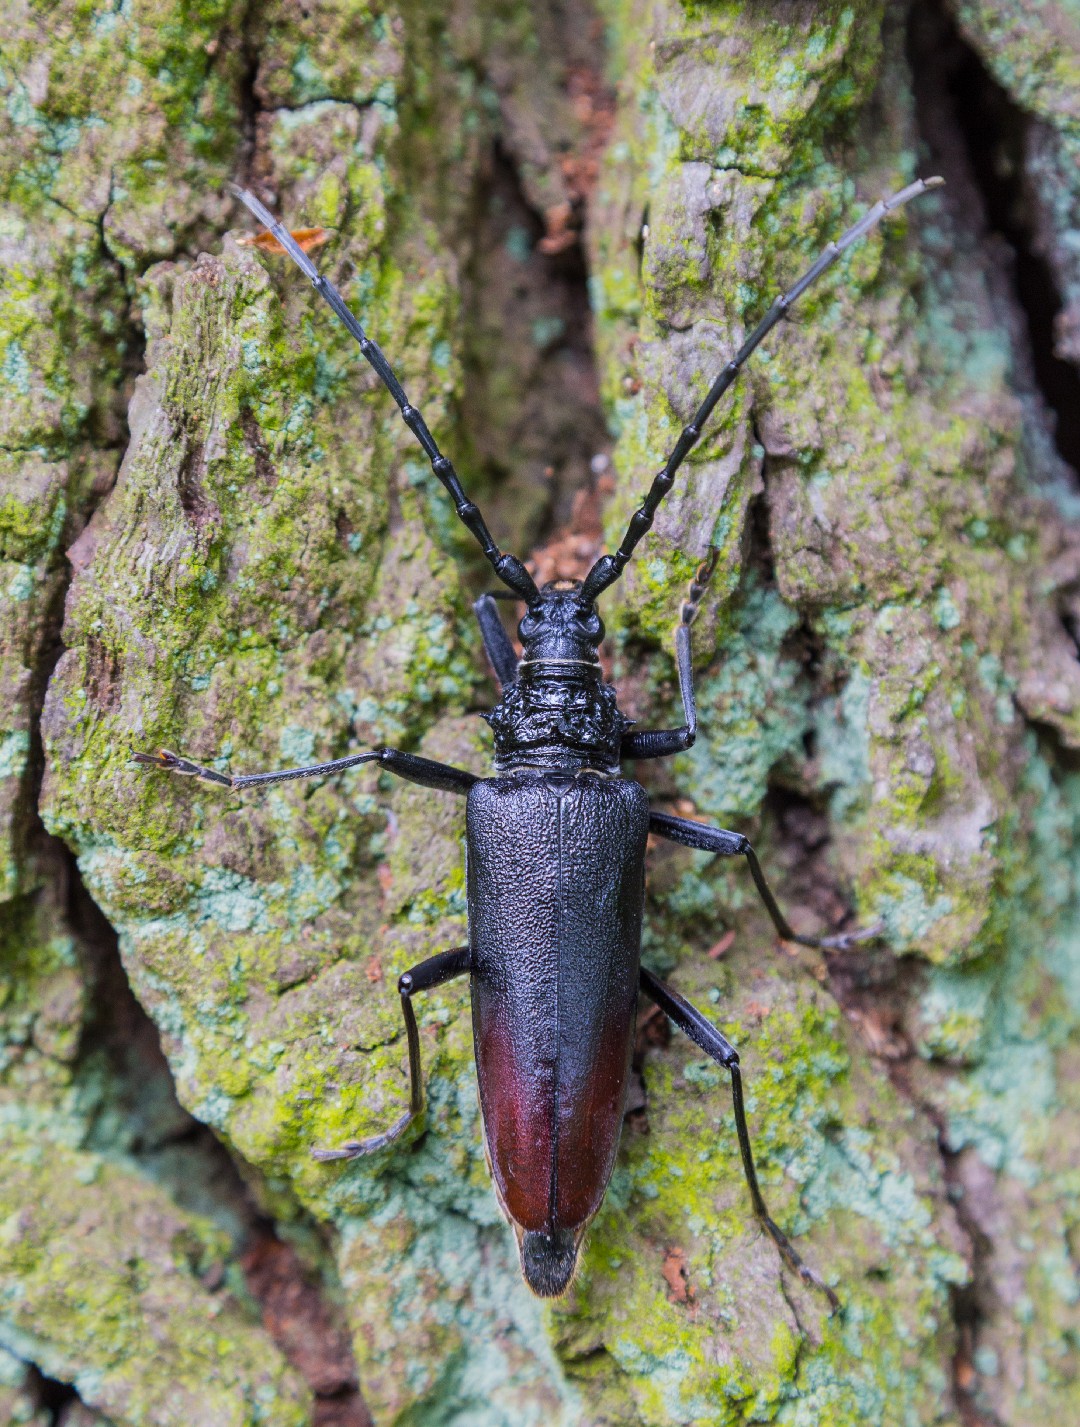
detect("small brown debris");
top-left (364, 957), bottom-right (382, 984)
top-left (846, 1006), bottom-right (910, 1060)
top-left (673, 799), bottom-right (704, 821)
top-left (537, 202), bottom-right (576, 255)
top-left (706, 930), bottom-right (735, 960)
top-left (662, 1246), bottom-right (694, 1303)
top-left (529, 482), bottom-right (607, 587)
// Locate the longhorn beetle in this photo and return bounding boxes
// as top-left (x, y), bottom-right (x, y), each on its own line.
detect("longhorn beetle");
top-left (135, 174), bottom-right (943, 1305)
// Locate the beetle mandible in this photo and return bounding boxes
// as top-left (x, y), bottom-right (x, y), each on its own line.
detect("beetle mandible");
top-left (135, 174), bottom-right (943, 1306)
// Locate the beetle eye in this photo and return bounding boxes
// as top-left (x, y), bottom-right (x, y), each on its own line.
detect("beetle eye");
top-left (519, 612), bottom-right (540, 640)
top-left (574, 608), bottom-right (602, 641)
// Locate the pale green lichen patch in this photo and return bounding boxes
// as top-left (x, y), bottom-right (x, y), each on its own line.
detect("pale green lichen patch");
top-left (5, 0), bottom-right (1080, 1420)
top-left (675, 578), bottom-right (808, 819)
top-left (0, 883), bottom-right (319, 1425)
top-left (0, 892), bottom-right (84, 1096)
top-left (912, 964), bottom-right (993, 1065)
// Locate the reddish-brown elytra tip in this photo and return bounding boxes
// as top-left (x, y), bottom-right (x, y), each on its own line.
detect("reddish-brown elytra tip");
top-left (237, 227), bottom-right (331, 255)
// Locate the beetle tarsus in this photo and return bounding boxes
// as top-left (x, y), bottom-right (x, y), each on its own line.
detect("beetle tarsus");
top-left (133, 745), bottom-right (477, 793)
top-left (759, 1209), bottom-right (841, 1315)
top-left (311, 1110), bottom-right (416, 1161)
top-left (806, 920), bottom-right (886, 952)
top-left (131, 748), bottom-right (233, 786)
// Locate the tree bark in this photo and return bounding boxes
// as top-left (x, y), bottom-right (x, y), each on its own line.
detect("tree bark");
top-left (2, 0), bottom-right (1079, 1423)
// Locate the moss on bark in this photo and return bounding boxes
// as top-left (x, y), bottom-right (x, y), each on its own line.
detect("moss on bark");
top-left (2, 0), bottom-right (1080, 1423)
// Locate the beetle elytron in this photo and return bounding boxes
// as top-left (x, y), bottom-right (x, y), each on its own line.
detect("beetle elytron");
top-left (136, 174), bottom-right (942, 1305)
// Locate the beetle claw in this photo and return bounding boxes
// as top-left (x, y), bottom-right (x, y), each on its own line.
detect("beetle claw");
top-left (132, 747), bottom-right (234, 786)
top-left (798, 1263), bottom-right (841, 1316)
top-left (132, 748), bottom-right (180, 770)
top-left (311, 1140), bottom-right (369, 1162)
top-left (815, 920), bottom-right (885, 951)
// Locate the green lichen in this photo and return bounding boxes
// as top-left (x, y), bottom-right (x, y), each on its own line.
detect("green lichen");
top-left (4, 0), bottom-right (1080, 1421)
top-left (0, 1126), bottom-right (311, 1427)
top-left (0, 882), bottom-right (313, 1425)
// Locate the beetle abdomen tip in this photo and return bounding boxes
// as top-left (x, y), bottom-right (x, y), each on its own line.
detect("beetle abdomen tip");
top-left (520, 1229), bottom-right (579, 1298)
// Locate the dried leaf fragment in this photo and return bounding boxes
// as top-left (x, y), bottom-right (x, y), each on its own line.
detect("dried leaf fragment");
top-left (237, 227), bottom-right (331, 255)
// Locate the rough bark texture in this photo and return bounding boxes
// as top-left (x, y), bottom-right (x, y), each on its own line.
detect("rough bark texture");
top-left (2, 0), bottom-right (1080, 1423)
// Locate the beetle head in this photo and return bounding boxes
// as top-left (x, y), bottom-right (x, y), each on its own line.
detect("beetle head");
top-left (482, 580), bottom-right (631, 769)
top-left (516, 579), bottom-right (604, 668)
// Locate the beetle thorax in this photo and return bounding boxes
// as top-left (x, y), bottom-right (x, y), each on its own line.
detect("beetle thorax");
top-left (482, 584), bottom-right (631, 772)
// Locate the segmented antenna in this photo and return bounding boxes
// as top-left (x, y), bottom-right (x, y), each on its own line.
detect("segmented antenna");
top-left (228, 184), bottom-right (540, 604)
top-left (581, 176), bottom-right (945, 606)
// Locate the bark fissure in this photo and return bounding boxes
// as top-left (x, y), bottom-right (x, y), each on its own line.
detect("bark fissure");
top-left (913, 0), bottom-right (1080, 479)
top-left (6, 0), bottom-right (1080, 1421)
top-left (461, 140), bottom-right (611, 571)
top-left (68, 846), bottom-right (373, 1425)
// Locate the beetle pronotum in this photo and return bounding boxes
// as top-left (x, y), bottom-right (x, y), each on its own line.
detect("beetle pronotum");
top-left (136, 174), bottom-right (942, 1305)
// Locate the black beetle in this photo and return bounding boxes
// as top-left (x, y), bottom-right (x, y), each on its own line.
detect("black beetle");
top-left (135, 175), bottom-right (942, 1306)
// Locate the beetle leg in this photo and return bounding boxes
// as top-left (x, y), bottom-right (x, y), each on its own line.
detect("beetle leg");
top-left (640, 966), bottom-right (840, 1313)
top-left (620, 621), bottom-right (697, 760)
top-left (474, 592), bottom-right (519, 688)
top-left (312, 946), bottom-right (472, 1160)
top-left (647, 809), bottom-right (882, 951)
top-left (621, 552), bottom-right (724, 762)
top-left (132, 746), bottom-right (478, 794)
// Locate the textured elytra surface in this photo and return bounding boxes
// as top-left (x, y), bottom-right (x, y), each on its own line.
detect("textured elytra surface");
top-left (2, 0), bottom-right (1080, 1425)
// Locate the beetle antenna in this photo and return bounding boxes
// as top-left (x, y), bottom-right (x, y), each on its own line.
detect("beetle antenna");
top-left (580, 176), bottom-right (945, 605)
top-left (228, 184), bottom-right (539, 604)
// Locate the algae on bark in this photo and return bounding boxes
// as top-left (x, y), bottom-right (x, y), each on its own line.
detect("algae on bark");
top-left (3, 0), bottom-right (1080, 1423)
